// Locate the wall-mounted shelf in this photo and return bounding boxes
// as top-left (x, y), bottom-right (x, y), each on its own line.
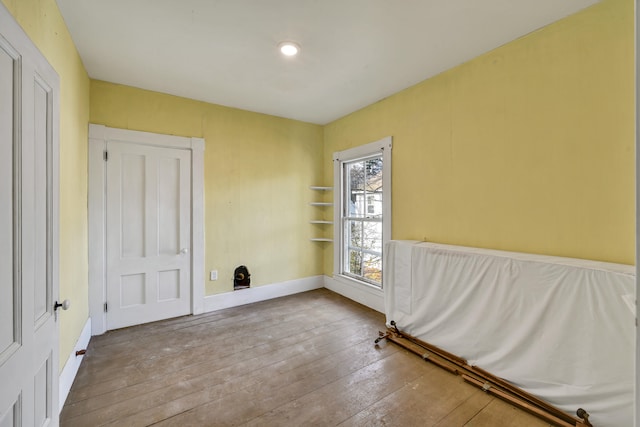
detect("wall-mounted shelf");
top-left (310, 185), bottom-right (333, 242)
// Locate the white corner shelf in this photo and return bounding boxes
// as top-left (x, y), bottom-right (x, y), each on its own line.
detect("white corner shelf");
top-left (310, 185), bottom-right (333, 243)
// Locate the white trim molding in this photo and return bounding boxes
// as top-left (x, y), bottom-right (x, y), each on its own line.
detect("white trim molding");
top-left (324, 275), bottom-right (385, 313)
top-left (203, 276), bottom-right (324, 313)
top-left (88, 124), bottom-right (205, 335)
top-left (59, 318), bottom-right (91, 413)
top-left (87, 127), bottom-right (107, 335)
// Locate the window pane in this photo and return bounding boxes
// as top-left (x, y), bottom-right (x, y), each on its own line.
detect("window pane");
top-left (346, 162), bottom-right (365, 218)
top-left (348, 249), bottom-right (362, 276)
top-left (362, 252), bottom-right (382, 283)
top-left (362, 221), bottom-right (382, 253)
top-left (348, 220), bottom-right (362, 247)
top-left (365, 158), bottom-right (383, 218)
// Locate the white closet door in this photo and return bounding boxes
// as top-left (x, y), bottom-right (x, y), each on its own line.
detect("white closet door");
top-left (106, 141), bottom-right (192, 330)
top-left (0, 3), bottom-right (60, 426)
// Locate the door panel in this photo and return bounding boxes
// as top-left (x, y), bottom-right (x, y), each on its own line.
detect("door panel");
top-left (33, 358), bottom-right (49, 427)
top-left (0, 31), bottom-right (23, 425)
top-left (0, 4), bottom-right (60, 425)
top-left (158, 157), bottom-right (180, 256)
top-left (158, 269), bottom-right (180, 301)
top-left (0, 399), bottom-right (17, 427)
top-left (106, 142), bottom-right (192, 330)
top-left (33, 79), bottom-right (50, 327)
top-left (121, 273), bottom-right (145, 307)
top-left (121, 153), bottom-right (145, 258)
top-left (0, 39), bottom-right (16, 361)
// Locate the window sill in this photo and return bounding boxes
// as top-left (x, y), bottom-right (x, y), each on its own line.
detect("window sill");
top-left (325, 274), bottom-right (385, 313)
top-left (332, 274), bottom-right (383, 295)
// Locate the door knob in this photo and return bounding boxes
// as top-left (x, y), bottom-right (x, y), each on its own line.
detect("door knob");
top-left (54, 299), bottom-right (70, 311)
top-left (180, 248), bottom-right (189, 254)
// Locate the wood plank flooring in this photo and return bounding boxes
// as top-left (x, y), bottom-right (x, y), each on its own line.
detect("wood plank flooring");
top-left (61, 289), bottom-right (551, 426)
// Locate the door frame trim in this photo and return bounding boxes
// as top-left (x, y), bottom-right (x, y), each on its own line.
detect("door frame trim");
top-left (88, 124), bottom-right (205, 335)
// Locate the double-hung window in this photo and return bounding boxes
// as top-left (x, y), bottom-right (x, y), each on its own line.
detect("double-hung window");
top-left (333, 137), bottom-right (392, 288)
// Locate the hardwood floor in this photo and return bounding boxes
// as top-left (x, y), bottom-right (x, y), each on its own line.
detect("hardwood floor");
top-left (61, 289), bottom-right (550, 426)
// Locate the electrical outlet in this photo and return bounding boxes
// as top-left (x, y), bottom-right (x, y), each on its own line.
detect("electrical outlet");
top-left (210, 270), bottom-right (218, 281)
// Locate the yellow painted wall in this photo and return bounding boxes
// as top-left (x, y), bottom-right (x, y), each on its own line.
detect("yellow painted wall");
top-left (90, 81), bottom-right (325, 294)
top-left (1, 0), bottom-right (91, 371)
top-left (324, 0), bottom-right (635, 269)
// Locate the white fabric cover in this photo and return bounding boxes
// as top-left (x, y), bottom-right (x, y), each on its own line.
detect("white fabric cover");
top-left (384, 241), bottom-right (635, 427)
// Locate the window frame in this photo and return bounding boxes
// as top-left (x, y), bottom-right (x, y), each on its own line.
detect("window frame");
top-left (333, 136), bottom-right (392, 288)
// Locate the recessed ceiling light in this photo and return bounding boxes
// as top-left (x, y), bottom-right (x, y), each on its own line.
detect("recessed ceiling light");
top-left (278, 41), bottom-right (300, 57)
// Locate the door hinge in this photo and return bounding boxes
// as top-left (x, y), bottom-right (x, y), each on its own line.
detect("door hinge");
top-left (104, 302), bottom-right (108, 312)
top-left (104, 150), bottom-right (108, 161)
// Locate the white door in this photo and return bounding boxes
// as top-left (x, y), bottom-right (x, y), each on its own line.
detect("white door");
top-left (106, 141), bottom-right (192, 330)
top-left (0, 3), bottom-right (60, 427)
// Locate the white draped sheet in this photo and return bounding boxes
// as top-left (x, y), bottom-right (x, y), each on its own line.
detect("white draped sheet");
top-left (384, 241), bottom-right (635, 427)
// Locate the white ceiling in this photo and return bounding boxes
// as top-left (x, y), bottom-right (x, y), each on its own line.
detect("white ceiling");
top-left (56, 0), bottom-right (599, 125)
